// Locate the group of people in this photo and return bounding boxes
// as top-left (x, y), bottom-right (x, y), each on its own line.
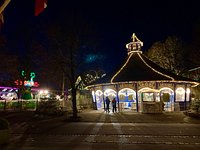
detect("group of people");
top-left (105, 97), bottom-right (117, 113)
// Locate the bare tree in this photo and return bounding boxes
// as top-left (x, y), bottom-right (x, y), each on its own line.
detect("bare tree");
top-left (43, 12), bottom-right (99, 119)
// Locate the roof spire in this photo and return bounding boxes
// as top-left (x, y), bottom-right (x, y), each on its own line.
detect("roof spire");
top-left (126, 33), bottom-right (143, 55)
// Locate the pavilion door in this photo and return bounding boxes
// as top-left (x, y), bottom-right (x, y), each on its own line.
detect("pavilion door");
top-left (161, 93), bottom-right (174, 112)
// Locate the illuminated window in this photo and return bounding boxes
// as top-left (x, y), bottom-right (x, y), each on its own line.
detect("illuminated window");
top-left (142, 92), bottom-right (154, 102)
top-left (104, 89), bottom-right (116, 97)
top-left (92, 91), bottom-right (95, 102)
top-left (186, 88), bottom-right (190, 101)
top-left (95, 90), bottom-right (103, 96)
top-left (160, 87), bottom-right (174, 102)
top-left (118, 88), bottom-right (136, 101)
top-left (95, 90), bottom-right (104, 109)
top-left (175, 88), bottom-right (185, 102)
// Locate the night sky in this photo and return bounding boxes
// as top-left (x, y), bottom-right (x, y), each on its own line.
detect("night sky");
top-left (2, 0), bottom-right (200, 73)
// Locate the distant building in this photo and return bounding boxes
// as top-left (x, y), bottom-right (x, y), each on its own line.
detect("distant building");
top-left (87, 33), bottom-right (199, 113)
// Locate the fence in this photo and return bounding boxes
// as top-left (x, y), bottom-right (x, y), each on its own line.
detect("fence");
top-left (0, 99), bottom-right (64, 111)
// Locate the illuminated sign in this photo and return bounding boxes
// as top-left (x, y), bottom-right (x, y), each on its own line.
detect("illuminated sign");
top-left (14, 80), bottom-right (39, 87)
top-left (14, 70), bottom-right (39, 87)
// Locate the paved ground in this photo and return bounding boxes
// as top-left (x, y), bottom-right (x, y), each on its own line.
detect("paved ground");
top-left (1, 109), bottom-right (200, 124)
top-left (0, 109), bottom-right (200, 150)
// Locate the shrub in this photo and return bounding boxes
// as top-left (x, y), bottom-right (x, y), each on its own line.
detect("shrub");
top-left (191, 99), bottom-right (200, 112)
top-left (23, 101), bottom-right (36, 109)
top-left (21, 92), bottom-right (32, 100)
top-left (35, 100), bottom-right (64, 116)
top-left (0, 102), bottom-right (4, 109)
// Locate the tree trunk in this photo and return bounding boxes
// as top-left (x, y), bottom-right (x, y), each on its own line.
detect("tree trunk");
top-left (71, 85), bottom-right (77, 118)
top-left (62, 73), bottom-right (65, 96)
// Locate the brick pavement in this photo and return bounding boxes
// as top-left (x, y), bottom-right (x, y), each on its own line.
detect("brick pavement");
top-left (1, 109), bottom-right (200, 150)
top-left (78, 109), bottom-right (200, 124)
top-left (1, 109), bottom-right (200, 126)
top-left (1, 109), bottom-right (200, 137)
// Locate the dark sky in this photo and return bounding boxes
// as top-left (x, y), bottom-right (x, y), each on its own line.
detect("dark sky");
top-left (2, 0), bottom-right (200, 73)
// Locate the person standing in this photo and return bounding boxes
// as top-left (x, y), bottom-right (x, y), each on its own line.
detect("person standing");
top-left (112, 97), bottom-right (117, 113)
top-left (105, 97), bottom-right (110, 113)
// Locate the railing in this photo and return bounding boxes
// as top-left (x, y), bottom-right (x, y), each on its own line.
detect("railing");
top-left (0, 99), bottom-right (64, 111)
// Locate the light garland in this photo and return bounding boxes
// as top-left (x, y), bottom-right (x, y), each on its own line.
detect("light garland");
top-left (86, 80), bottom-right (198, 89)
top-left (186, 88), bottom-right (190, 94)
top-left (159, 87), bottom-right (174, 93)
top-left (111, 53), bottom-right (133, 83)
top-left (98, 86), bottom-right (187, 96)
top-left (118, 88), bottom-right (136, 96)
top-left (104, 89), bottom-right (116, 96)
top-left (110, 51), bottom-right (175, 83)
top-left (128, 50), bottom-right (142, 55)
top-left (138, 87), bottom-right (159, 93)
top-left (126, 33), bottom-right (144, 48)
top-left (111, 33), bottom-right (174, 83)
top-left (138, 53), bottom-right (175, 80)
top-left (126, 33), bottom-right (143, 55)
top-left (92, 91), bottom-right (95, 102)
top-left (95, 90), bottom-right (103, 96)
top-left (175, 87), bottom-right (185, 95)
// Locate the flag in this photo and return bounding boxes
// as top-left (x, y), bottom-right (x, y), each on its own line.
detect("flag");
top-left (0, 0), bottom-right (11, 25)
top-left (35, 0), bottom-right (47, 16)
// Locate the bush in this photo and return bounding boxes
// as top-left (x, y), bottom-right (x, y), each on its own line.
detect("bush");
top-left (0, 102), bottom-right (4, 109)
top-left (35, 100), bottom-right (64, 116)
top-left (191, 99), bottom-right (200, 112)
top-left (184, 99), bottom-right (200, 118)
top-left (23, 101), bottom-right (36, 109)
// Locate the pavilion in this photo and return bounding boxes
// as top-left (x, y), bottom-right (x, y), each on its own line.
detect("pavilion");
top-left (87, 33), bottom-right (199, 113)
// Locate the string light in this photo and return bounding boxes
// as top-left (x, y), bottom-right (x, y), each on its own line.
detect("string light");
top-left (87, 80), bottom-right (198, 89)
top-left (175, 87), bottom-right (185, 95)
top-left (138, 53), bottom-right (175, 80)
top-left (159, 87), bottom-right (174, 93)
top-left (95, 90), bottom-right (103, 96)
top-left (118, 88), bottom-right (136, 96)
top-left (138, 87), bottom-right (159, 93)
top-left (111, 53), bottom-right (133, 83)
top-left (92, 91), bottom-right (95, 102)
top-left (104, 89), bottom-right (116, 96)
top-left (93, 87), bottom-right (178, 98)
top-left (186, 88), bottom-right (190, 94)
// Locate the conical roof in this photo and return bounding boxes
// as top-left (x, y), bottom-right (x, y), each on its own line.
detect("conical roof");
top-left (111, 51), bottom-right (191, 83)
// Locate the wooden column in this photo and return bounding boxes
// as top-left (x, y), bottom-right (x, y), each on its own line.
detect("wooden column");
top-left (102, 85), bottom-right (106, 111)
top-left (173, 83), bottom-right (176, 111)
top-left (184, 83), bottom-right (187, 110)
top-left (93, 87), bottom-right (97, 110)
top-left (116, 84), bottom-right (120, 112)
top-left (135, 82), bottom-right (139, 112)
